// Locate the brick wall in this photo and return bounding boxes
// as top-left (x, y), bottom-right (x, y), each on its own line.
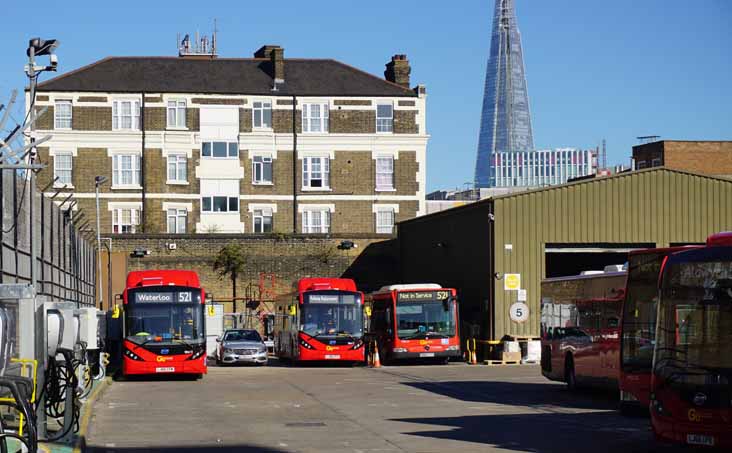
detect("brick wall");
top-left (240, 150), bottom-right (295, 196)
top-left (113, 235), bottom-right (397, 302)
top-left (330, 110), bottom-right (376, 134)
top-left (239, 108), bottom-right (253, 133)
top-left (273, 109), bottom-right (302, 133)
top-left (35, 106), bottom-right (54, 130)
top-left (73, 107), bottom-right (113, 131)
top-left (394, 110), bottom-right (418, 134)
top-left (664, 142), bottom-right (732, 176)
top-left (144, 108), bottom-right (166, 131)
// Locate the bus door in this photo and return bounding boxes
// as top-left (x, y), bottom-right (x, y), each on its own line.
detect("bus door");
top-left (573, 299), bottom-right (599, 381)
top-left (599, 296), bottom-right (623, 384)
top-left (369, 299), bottom-right (392, 351)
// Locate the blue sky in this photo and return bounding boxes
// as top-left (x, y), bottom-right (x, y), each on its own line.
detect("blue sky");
top-left (1, 0), bottom-right (730, 191)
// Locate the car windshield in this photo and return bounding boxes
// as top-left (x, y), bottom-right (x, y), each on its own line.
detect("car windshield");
top-left (300, 291), bottom-right (363, 338)
top-left (656, 254), bottom-right (732, 386)
top-left (125, 287), bottom-right (203, 345)
top-left (396, 300), bottom-right (456, 339)
top-left (224, 330), bottom-right (262, 342)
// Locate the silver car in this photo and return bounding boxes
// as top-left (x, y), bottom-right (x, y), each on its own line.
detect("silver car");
top-left (215, 329), bottom-right (268, 366)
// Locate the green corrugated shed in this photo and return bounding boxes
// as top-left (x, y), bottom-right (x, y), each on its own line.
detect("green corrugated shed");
top-left (399, 168), bottom-right (732, 341)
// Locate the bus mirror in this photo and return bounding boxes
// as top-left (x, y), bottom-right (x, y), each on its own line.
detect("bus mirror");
top-left (443, 296), bottom-right (455, 311)
top-left (112, 304), bottom-right (120, 319)
top-left (288, 305), bottom-right (297, 316)
top-left (365, 306), bottom-right (372, 317)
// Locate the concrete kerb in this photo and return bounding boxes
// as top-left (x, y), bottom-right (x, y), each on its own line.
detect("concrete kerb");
top-left (38, 376), bottom-right (113, 453)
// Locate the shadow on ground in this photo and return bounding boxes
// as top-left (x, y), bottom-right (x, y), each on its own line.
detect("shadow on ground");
top-left (390, 411), bottom-right (686, 453)
top-left (402, 379), bottom-right (619, 411)
top-left (84, 443), bottom-right (287, 452)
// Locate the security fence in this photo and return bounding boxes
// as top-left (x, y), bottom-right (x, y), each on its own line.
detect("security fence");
top-left (1, 167), bottom-right (96, 306)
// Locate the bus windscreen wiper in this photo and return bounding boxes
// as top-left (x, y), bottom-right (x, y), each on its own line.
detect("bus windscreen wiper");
top-left (172, 336), bottom-right (194, 350)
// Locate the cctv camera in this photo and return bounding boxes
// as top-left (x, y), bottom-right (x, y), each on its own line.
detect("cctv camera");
top-left (49, 54), bottom-right (58, 70)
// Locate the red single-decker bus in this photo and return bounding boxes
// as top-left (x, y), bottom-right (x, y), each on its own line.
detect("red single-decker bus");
top-left (121, 270), bottom-right (207, 377)
top-left (274, 278), bottom-right (365, 362)
top-left (366, 284), bottom-right (461, 364)
top-left (651, 232), bottom-right (732, 448)
top-left (619, 246), bottom-right (701, 414)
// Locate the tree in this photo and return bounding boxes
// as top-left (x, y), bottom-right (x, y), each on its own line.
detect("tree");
top-left (213, 244), bottom-right (248, 312)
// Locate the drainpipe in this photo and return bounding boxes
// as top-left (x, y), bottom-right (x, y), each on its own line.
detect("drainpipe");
top-left (292, 95), bottom-right (297, 234)
top-left (487, 201), bottom-right (496, 341)
top-left (140, 92), bottom-right (146, 231)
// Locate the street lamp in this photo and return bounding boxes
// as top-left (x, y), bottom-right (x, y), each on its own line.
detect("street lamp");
top-left (95, 175), bottom-right (108, 309)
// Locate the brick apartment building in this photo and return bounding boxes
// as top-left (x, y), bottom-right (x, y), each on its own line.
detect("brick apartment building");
top-left (633, 140), bottom-right (732, 178)
top-left (31, 45), bottom-right (428, 236)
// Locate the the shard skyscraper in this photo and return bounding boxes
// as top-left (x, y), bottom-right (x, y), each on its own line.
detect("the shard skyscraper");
top-left (474, 0), bottom-right (534, 188)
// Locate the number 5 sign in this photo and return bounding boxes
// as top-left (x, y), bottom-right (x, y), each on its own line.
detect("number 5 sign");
top-left (509, 302), bottom-right (529, 323)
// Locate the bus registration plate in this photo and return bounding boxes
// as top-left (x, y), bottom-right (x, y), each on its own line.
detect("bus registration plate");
top-left (155, 367), bottom-right (175, 373)
top-left (419, 353), bottom-right (435, 358)
top-left (324, 355), bottom-right (341, 360)
top-left (687, 434), bottom-right (714, 446)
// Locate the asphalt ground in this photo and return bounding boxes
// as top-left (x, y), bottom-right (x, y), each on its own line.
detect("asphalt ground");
top-left (84, 359), bottom-right (692, 453)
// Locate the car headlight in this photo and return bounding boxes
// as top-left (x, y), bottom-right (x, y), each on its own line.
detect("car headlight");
top-left (258, 346), bottom-right (267, 353)
top-left (224, 348), bottom-right (234, 354)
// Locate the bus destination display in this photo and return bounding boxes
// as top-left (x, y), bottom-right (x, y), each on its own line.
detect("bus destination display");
top-left (397, 290), bottom-right (450, 302)
top-left (134, 291), bottom-right (193, 303)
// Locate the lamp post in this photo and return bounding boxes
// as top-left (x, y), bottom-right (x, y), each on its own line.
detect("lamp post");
top-left (95, 175), bottom-right (108, 309)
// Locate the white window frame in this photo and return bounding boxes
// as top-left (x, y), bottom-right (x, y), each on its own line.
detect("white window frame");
top-left (112, 208), bottom-right (139, 234)
top-left (167, 154), bottom-right (187, 184)
top-left (376, 103), bottom-right (393, 133)
top-left (302, 156), bottom-right (330, 190)
top-left (54, 100), bottom-right (72, 129)
top-left (301, 209), bottom-right (331, 234)
top-left (111, 154), bottom-right (141, 188)
top-left (252, 154), bottom-right (273, 185)
top-left (375, 209), bottom-right (396, 234)
top-left (201, 141), bottom-right (239, 159)
top-left (302, 103), bottom-right (329, 133)
top-left (375, 155), bottom-right (395, 191)
top-left (252, 100), bottom-right (272, 129)
top-left (200, 196), bottom-right (240, 214)
top-left (53, 153), bottom-right (73, 186)
top-left (166, 208), bottom-right (187, 233)
top-left (167, 99), bottom-right (187, 129)
top-left (252, 208), bottom-right (274, 233)
top-left (112, 100), bottom-right (140, 130)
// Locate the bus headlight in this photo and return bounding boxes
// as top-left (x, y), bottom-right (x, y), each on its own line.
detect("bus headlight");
top-left (188, 347), bottom-right (206, 360)
top-left (393, 348), bottom-right (408, 353)
top-left (446, 345), bottom-right (460, 351)
top-left (651, 398), bottom-right (671, 417)
top-left (299, 339), bottom-right (315, 350)
top-left (351, 339), bottom-right (364, 350)
top-left (124, 348), bottom-right (143, 361)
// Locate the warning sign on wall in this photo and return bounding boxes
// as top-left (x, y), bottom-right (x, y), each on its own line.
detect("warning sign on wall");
top-left (504, 273), bottom-right (521, 291)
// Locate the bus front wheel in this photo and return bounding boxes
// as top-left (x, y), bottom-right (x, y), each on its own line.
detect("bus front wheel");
top-left (565, 356), bottom-right (577, 391)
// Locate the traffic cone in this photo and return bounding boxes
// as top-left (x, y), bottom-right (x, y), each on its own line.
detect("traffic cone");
top-left (372, 341), bottom-right (382, 368)
top-left (468, 338), bottom-right (478, 365)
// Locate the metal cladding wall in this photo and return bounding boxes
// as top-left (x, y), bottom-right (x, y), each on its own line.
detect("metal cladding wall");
top-left (494, 168), bottom-right (732, 339)
top-left (399, 168), bottom-right (732, 341)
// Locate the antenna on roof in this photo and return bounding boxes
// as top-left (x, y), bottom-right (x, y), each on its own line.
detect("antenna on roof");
top-left (179, 23), bottom-right (218, 58)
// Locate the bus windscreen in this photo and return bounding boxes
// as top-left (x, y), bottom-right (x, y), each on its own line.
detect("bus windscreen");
top-left (396, 299), bottom-right (456, 339)
top-left (301, 292), bottom-right (363, 339)
top-left (126, 287), bottom-right (204, 345)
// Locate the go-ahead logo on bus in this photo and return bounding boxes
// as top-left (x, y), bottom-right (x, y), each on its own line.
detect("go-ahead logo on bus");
top-left (504, 274), bottom-right (521, 291)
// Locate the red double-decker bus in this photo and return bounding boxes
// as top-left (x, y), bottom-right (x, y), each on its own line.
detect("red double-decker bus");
top-left (273, 278), bottom-right (365, 363)
top-left (365, 284), bottom-right (461, 364)
top-left (121, 270), bottom-right (207, 377)
top-left (651, 232), bottom-right (732, 448)
top-left (619, 246), bottom-right (701, 414)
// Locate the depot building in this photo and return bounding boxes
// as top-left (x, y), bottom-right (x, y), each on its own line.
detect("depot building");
top-left (397, 168), bottom-right (732, 341)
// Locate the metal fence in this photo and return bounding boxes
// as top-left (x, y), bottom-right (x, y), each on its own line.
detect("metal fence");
top-left (1, 167), bottom-right (96, 306)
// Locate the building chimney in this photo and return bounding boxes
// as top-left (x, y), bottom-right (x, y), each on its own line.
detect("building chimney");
top-left (384, 54), bottom-right (411, 88)
top-left (254, 45), bottom-right (285, 84)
